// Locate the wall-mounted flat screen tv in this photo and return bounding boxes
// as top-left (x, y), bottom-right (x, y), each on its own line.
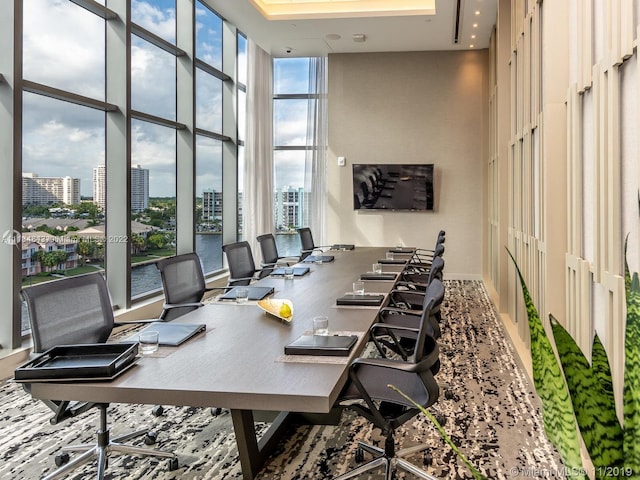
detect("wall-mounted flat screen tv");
top-left (353, 164), bottom-right (434, 211)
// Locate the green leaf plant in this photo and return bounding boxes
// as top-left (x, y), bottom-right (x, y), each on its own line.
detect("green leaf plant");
top-left (509, 238), bottom-right (640, 480)
top-left (623, 235), bottom-right (640, 478)
top-left (506, 249), bottom-right (586, 479)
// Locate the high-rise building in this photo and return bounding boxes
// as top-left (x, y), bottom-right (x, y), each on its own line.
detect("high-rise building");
top-left (22, 173), bottom-right (80, 206)
top-left (201, 190), bottom-right (223, 221)
top-left (131, 165), bottom-right (149, 213)
top-left (275, 186), bottom-right (306, 230)
top-left (92, 165), bottom-right (106, 211)
top-left (94, 165), bottom-right (149, 213)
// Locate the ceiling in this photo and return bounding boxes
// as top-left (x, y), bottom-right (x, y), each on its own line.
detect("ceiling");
top-left (203, 0), bottom-right (498, 57)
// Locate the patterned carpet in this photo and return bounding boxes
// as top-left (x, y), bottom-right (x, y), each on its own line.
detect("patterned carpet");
top-left (0, 280), bottom-right (563, 479)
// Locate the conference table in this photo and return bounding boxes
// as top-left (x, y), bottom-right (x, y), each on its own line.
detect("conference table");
top-left (30, 246), bottom-right (407, 479)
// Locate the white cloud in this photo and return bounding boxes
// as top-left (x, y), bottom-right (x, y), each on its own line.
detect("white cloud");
top-left (131, 0), bottom-right (176, 43)
top-left (23, 0), bottom-right (105, 99)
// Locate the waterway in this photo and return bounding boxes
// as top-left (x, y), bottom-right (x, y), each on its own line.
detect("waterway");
top-left (131, 233), bottom-right (302, 297)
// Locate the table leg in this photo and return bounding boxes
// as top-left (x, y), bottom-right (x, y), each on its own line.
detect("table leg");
top-left (231, 409), bottom-right (292, 479)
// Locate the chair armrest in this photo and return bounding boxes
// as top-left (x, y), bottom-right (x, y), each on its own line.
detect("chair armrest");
top-left (301, 247), bottom-right (324, 254)
top-left (227, 275), bottom-right (259, 285)
top-left (279, 255), bottom-right (301, 262)
top-left (389, 280), bottom-right (429, 295)
top-left (370, 322), bottom-right (420, 335)
top-left (378, 306), bottom-right (421, 317)
top-left (388, 290), bottom-right (425, 309)
top-left (205, 286), bottom-right (234, 292)
top-left (114, 318), bottom-right (161, 326)
top-left (163, 302), bottom-right (204, 310)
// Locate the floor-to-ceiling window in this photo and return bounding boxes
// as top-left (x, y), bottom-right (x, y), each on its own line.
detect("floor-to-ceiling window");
top-left (194, 1), bottom-right (225, 274)
top-left (272, 57), bottom-right (313, 256)
top-left (237, 33), bottom-right (247, 239)
top-left (9, 0), bottom-right (241, 343)
top-left (21, 0), bottom-right (108, 332)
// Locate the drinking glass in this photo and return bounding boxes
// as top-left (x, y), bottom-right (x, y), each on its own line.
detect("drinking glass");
top-left (373, 263), bottom-right (383, 274)
top-left (235, 287), bottom-right (249, 304)
top-left (284, 267), bottom-right (295, 280)
top-left (352, 281), bottom-right (365, 296)
top-left (139, 330), bottom-right (159, 355)
top-left (313, 316), bottom-right (329, 336)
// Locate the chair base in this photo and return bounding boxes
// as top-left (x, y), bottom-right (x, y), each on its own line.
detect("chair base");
top-left (43, 405), bottom-right (178, 480)
top-left (335, 441), bottom-right (438, 480)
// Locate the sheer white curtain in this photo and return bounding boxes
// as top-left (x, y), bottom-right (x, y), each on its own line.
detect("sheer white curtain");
top-left (244, 40), bottom-right (274, 261)
top-left (304, 57), bottom-right (329, 244)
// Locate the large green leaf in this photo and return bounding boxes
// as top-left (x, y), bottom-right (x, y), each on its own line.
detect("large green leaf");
top-left (551, 315), bottom-right (623, 477)
top-left (507, 250), bottom-right (585, 477)
top-left (624, 238), bottom-right (640, 475)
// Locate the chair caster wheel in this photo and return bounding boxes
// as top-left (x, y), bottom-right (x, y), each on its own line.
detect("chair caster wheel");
top-left (168, 457), bottom-right (179, 471)
top-left (152, 405), bottom-right (164, 416)
top-left (355, 447), bottom-right (365, 463)
top-left (144, 431), bottom-right (158, 445)
top-left (211, 407), bottom-right (222, 416)
top-left (55, 452), bottom-right (70, 467)
top-left (423, 452), bottom-right (433, 466)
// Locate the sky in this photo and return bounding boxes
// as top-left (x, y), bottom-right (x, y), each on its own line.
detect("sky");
top-left (21, 0), bottom-right (311, 200)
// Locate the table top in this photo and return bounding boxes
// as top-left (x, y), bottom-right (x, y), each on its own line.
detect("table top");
top-left (31, 247), bottom-right (399, 414)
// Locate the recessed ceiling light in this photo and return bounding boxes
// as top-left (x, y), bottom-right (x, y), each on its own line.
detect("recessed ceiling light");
top-left (475, 10), bottom-right (480, 15)
top-left (249, 0), bottom-right (437, 20)
top-left (470, 44), bottom-right (475, 48)
top-left (352, 33), bottom-right (366, 42)
top-left (473, 23), bottom-right (478, 28)
top-left (471, 34), bottom-right (476, 39)
top-left (326, 33), bottom-right (342, 41)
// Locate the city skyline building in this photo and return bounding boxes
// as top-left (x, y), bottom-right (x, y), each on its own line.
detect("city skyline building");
top-left (22, 173), bottom-right (80, 206)
top-left (202, 189), bottom-right (222, 222)
top-left (275, 186), bottom-right (308, 231)
top-left (131, 165), bottom-right (150, 213)
top-left (92, 165), bottom-right (106, 211)
top-left (93, 164), bottom-right (150, 213)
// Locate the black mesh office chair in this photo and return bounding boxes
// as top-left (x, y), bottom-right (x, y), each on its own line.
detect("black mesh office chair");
top-left (155, 253), bottom-right (226, 416)
top-left (156, 252), bottom-right (225, 321)
top-left (395, 256), bottom-right (445, 298)
top-left (333, 300), bottom-right (441, 480)
top-left (256, 233), bottom-right (299, 276)
top-left (297, 227), bottom-right (330, 261)
top-left (371, 278), bottom-right (445, 360)
top-left (20, 272), bottom-right (178, 480)
top-left (405, 242), bottom-right (445, 273)
top-left (222, 240), bottom-right (267, 285)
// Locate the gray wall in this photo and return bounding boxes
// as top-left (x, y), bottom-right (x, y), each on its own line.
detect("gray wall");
top-left (326, 50), bottom-right (489, 278)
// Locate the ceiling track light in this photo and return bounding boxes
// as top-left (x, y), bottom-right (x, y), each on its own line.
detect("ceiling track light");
top-left (452, 0), bottom-right (462, 44)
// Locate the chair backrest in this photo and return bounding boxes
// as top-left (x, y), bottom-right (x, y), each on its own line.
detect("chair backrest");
top-left (156, 252), bottom-right (207, 321)
top-left (418, 277), bottom-right (445, 344)
top-left (428, 256), bottom-right (445, 282)
top-left (256, 233), bottom-right (280, 277)
top-left (256, 233), bottom-right (279, 265)
top-left (222, 241), bottom-right (257, 286)
top-left (21, 272), bottom-right (114, 354)
top-left (297, 227), bottom-right (315, 251)
top-left (297, 227), bottom-right (315, 260)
